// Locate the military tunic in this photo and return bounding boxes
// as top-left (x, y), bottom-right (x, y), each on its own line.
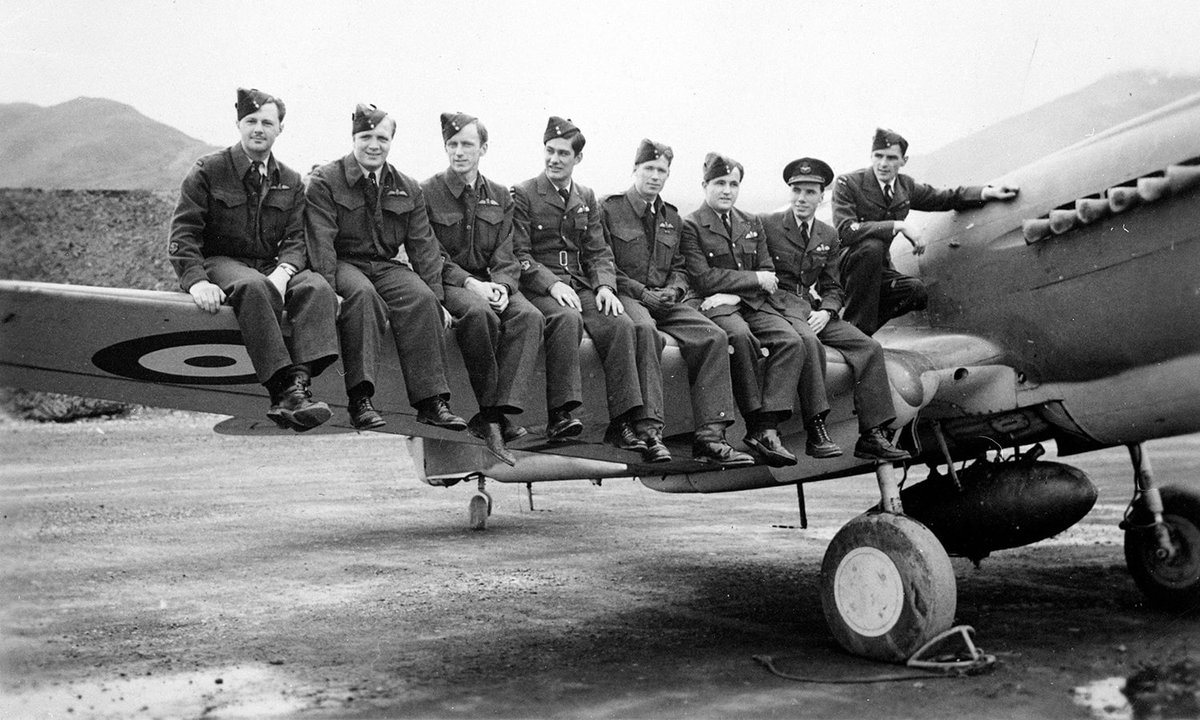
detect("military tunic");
top-left (513, 174), bottom-right (649, 420)
top-left (760, 210), bottom-right (896, 431)
top-left (306, 155), bottom-right (451, 406)
top-left (681, 204), bottom-right (802, 423)
top-left (422, 168), bottom-right (544, 415)
top-left (168, 144), bottom-right (338, 384)
top-left (832, 167), bottom-right (985, 334)
top-left (601, 188), bottom-right (736, 430)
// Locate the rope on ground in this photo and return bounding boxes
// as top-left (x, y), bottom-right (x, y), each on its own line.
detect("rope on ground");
top-left (755, 626), bottom-right (997, 684)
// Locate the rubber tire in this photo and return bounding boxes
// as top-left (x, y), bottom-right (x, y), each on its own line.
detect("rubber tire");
top-left (468, 495), bottom-right (489, 531)
top-left (1124, 485), bottom-right (1200, 610)
top-left (820, 512), bottom-right (957, 662)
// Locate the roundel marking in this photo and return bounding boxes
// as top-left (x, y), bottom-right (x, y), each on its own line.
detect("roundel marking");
top-left (92, 330), bottom-right (259, 385)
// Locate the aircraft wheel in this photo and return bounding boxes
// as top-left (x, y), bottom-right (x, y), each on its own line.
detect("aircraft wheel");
top-left (1124, 485), bottom-right (1200, 609)
top-left (820, 512), bottom-right (957, 662)
top-left (468, 494), bottom-right (490, 531)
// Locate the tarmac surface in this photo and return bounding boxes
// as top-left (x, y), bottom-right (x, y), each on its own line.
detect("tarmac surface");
top-left (1, 413), bottom-right (1198, 719)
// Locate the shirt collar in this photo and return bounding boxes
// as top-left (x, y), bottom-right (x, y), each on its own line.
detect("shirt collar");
top-left (792, 213), bottom-right (813, 235)
top-left (232, 145), bottom-right (273, 179)
top-left (547, 176), bottom-right (572, 198)
top-left (625, 186), bottom-right (657, 216)
top-left (445, 169), bottom-right (483, 199)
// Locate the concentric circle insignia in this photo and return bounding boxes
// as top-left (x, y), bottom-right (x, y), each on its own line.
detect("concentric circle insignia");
top-left (92, 330), bottom-right (258, 385)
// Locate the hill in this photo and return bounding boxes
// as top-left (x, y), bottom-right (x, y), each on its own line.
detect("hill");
top-left (907, 70), bottom-right (1200, 185)
top-left (0, 98), bottom-right (221, 190)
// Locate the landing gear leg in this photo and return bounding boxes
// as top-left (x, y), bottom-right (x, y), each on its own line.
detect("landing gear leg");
top-left (1122, 443), bottom-right (1200, 608)
top-left (819, 462), bottom-right (957, 661)
top-left (468, 475), bottom-right (494, 531)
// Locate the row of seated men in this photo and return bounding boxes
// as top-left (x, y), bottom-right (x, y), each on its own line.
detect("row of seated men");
top-left (168, 88), bottom-right (1019, 469)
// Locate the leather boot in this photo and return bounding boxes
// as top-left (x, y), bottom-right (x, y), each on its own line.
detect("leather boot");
top-left (416, 396), bottom-right (467, 431)
top-left (500, 415), bottom-right (528, 443)
top-left (468, 413), bottom-right (517, 466)
top-left (693, 423), bottom-right (754, 467)
top-left (271, 367), bottom-right (331, 431)
top-left (546, 408), bottom-right (583, 442)
top-left (639, 425), bottom-right (672, 464)
top-left (805, 414), bottom-right (843, 458)
top-left (348, 394), bottom-right (386, 430)
top-left (854, 426), bottom-right (911, 461)
top-left (744, 427), bottom-right (797, 467)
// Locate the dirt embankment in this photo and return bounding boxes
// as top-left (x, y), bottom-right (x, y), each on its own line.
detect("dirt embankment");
top-left (0, 188), bottom-right (179, 290)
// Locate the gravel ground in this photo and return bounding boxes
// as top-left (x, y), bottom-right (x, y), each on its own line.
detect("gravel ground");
top-left (1, 414), bottom-right (1198, 719)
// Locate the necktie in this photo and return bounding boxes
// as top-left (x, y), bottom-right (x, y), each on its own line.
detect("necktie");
top-left (463, 184), bottom-right (478, 233)
top-left (558, 187), bottom-right (571, 205)
top-left (365, 172), bottom-right (379, 213)
top-left (883, 183), bottom-right (893, 203)
top-left (642, 201), bottom-right (656, 243)
top-left (721, 212), bottom-right (732, 236)
top-left (800, 220), bottom-right (810, 245)
top-left (248, 160), bottom-right (264, 195)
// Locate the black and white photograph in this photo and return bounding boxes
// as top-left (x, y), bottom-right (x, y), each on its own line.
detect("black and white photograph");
top-left (2, 1), bottom-right (1199, 717)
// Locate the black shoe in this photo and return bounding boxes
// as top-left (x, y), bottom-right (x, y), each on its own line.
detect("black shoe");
top-left (744, 428), bottom-right (798, 467)
top-left (805, 416), bottom-right (843, 459)
top-left (640, 428), bottom-right (672, 464)
top-left (693, 439), bottom-right (755, 467)
top-left (546, 409), bottom-right (583, 442)
top-left (269, 369), bottom-right (332, 432)
top-left (468, 414), bottom-right (517, 466)
top-left (854, 427), bottom-right (911, 461)
top-left (500, 416), bottom-right (528, 443)
top-left (349, 396), bottom-right (386, 430)
top-left (605, 421), bottom-right (648, 452)
top-left (265, 403), bottom-right (292, 430)
top-left (416, 397), bottom-right (467, 431)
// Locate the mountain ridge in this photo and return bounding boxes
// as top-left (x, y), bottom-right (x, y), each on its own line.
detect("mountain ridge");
top-left (0, 97), bottom-right (221, 190)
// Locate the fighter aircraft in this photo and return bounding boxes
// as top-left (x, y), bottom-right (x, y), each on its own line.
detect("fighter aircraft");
top-left (2, 92), bottom-right (1198, 665)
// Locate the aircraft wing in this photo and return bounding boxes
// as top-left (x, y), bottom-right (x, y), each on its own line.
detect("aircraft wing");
top-left (0, 279), bottom-right (783, 486)
top-left (0, 278), bottom-right (993, 492)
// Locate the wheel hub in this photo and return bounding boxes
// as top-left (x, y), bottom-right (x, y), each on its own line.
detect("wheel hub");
top-left (833, 547), bottom-right (904, 637)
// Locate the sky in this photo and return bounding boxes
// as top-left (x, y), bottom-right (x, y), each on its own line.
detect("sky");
top-left (3, 0), bottom-right (1200, 208)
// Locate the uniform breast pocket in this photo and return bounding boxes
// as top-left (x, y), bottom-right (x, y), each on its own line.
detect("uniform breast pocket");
top-left (430, 210), bottom-right (464, 233)
top-left (333, 191), bottom-right (365, 213)
top-left (572, 213), bottom-right (589, 231)
top-left (610, 225), bottom-right (644, 244)
top-left (382, 195), bottom-right (415, 241)
top-left (702, 240), bottom-right (734, 266)
top-left (656, 227), bottom-right (679, 249)
top-left (210, 189), bottom-right (249, 240)
top-left (654, 227), bottom-right (679, 263)
top-left (261, 190), bottom-right (298, 240)
top-left (381, 194), bottom-right (415, 217)
top-left (736, 236), bottom-right (758, 259)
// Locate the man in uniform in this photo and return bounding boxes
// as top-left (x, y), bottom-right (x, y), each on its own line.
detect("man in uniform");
top-left (169, 87), bottom-right (338, 431)
top-left (681, 153), bottom-right (805, 467)
top-left (761, 158), bottom-right (909, 462)
top-left (600, 140), bottom-right (753, 467)
top-left (422, 112), bottom-right (545, 466)
top-left (306, 103), bottom-right (466, 432)
top-left (512, 117), bottom-right (662, 461)
top-left (833, 128), bottom-right (1019, 334)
